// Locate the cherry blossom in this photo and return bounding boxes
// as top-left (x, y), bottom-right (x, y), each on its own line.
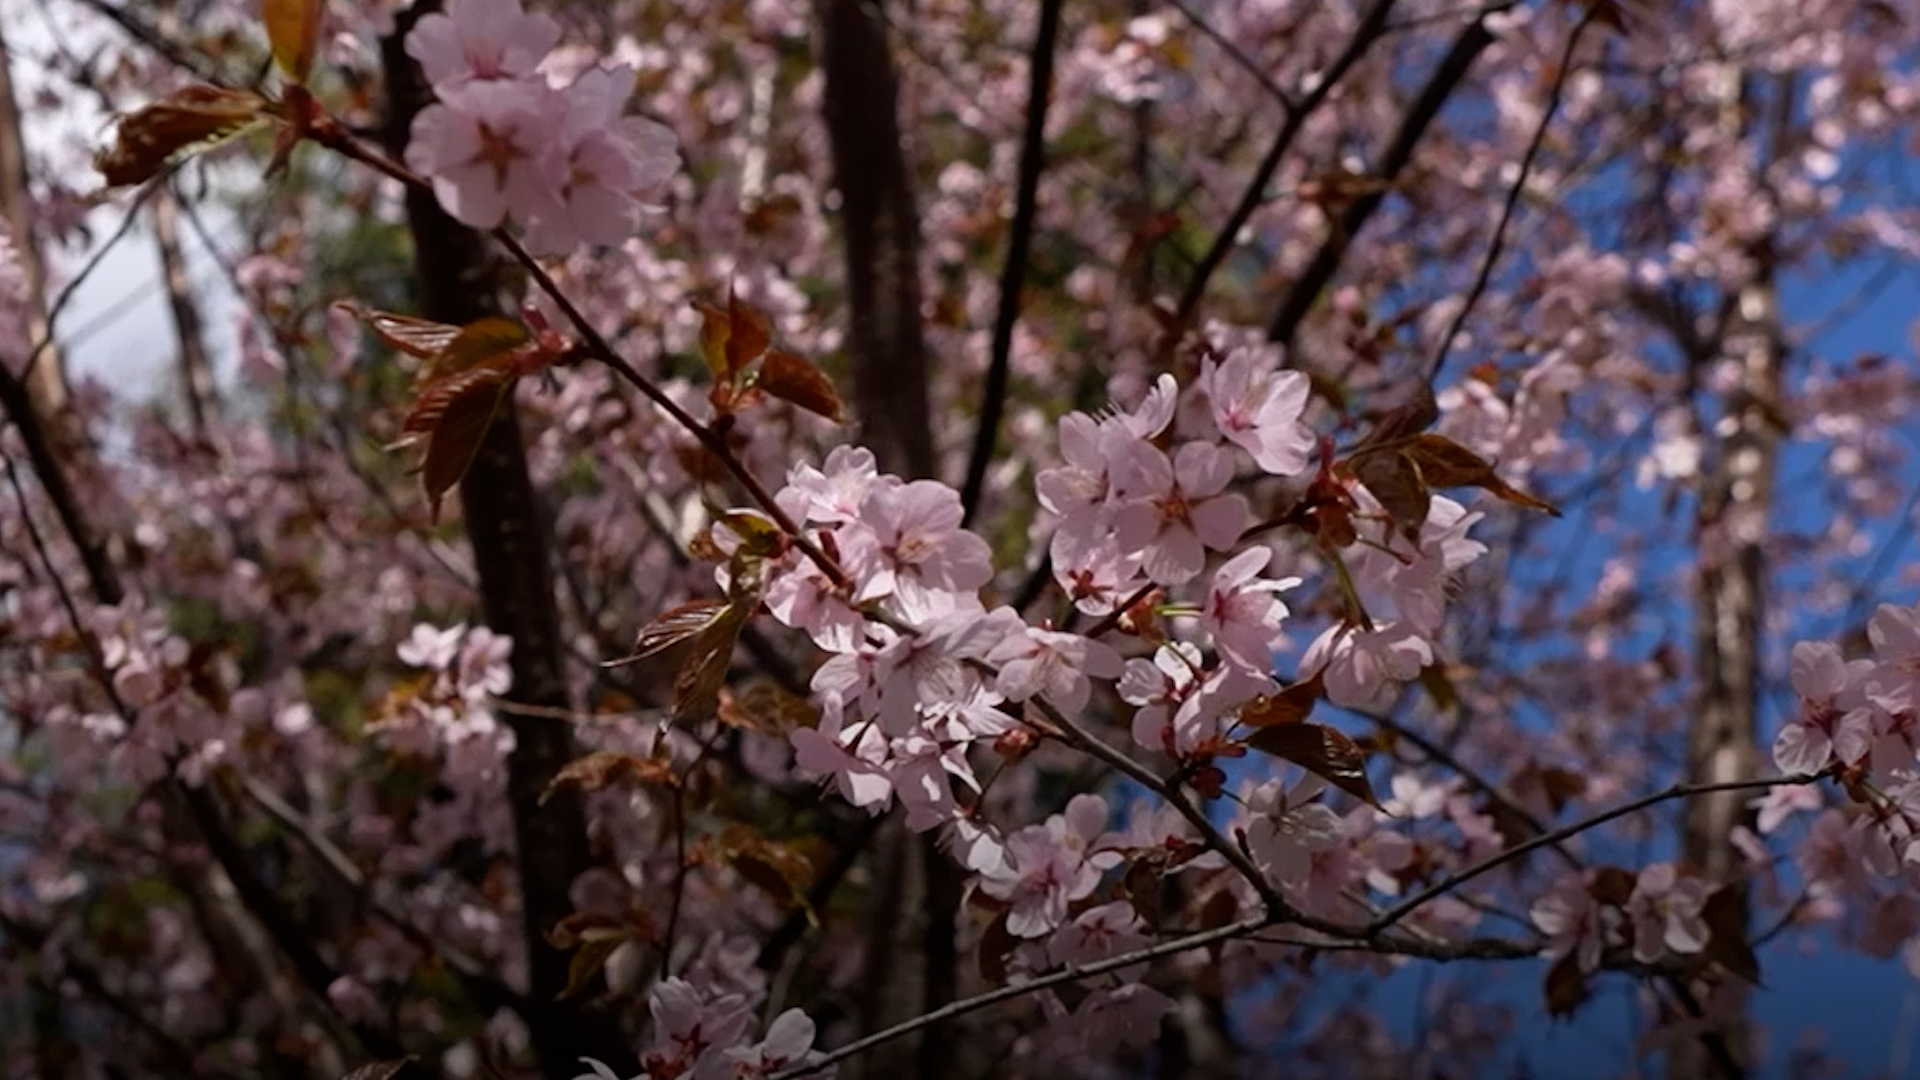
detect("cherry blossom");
top-left (404, 0), bottom-right (560, 95)
top-left (1196, 346), bottom-right (1315, 476)
top-left (1111, 441), bottom-right (1249, 585)
top-left (1625, 863), bottom-right (1709, 964)
top-left (1201, 546), bottom-right (1299, 673)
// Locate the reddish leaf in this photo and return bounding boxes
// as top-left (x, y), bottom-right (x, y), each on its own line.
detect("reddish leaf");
top-left (757, 349), bottom-right (845, 423)
top-left (1350, 450), bottom-right (1429, 544)
top-left (542, 751), bottom-right (678, 805)
top-left (410, 367), bottom-right (516, 522)
top-left (1352, 383), bottom-right (1439, 453)
top-left (1246, 722), bottom-right (1383, 809)
top-left (1702, 885), bottom-right (1762, 985)
top-left (978, 910), bottom-right (1018, 985)
top-left (717, 826), bottom-right (816, 916)
top-left (725, 292), bottom-right (771, 375)
top-left (546, 911), bottom-right (626, 950)
top-left (694, 291), bottom-right (771, 378)
top-left (334, 302), bottom-right (462, 360)
top-left (95, 85), bottom-right (273, 188)
top-left (1588, 867), bottom-right (1637, 907)
top-left (1543, 952), bottom-right (1589, 1019)
top-left (672, 604), bottom-right (749, 726)
top-left (616, 600), bottom-right (727, 663)
top-left (1403, 433), bottom-right (1561, 516)
top-left (714, 510), bottom-right (785, 559)
top-left (262, 0), bottom-right (325, 83)
top-left (1238, 676), bottom-right (1321, 729)
top-left (1417, 663), bottom-right (1459, 713)
top-left (418, 316), bottom-right (533, 385)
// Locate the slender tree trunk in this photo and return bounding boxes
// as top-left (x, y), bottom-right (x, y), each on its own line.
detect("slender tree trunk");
top-left (382, 6), bottom-right (634, 1076)
top-left (1672, 64), bottom-right (1783, 1080)
top-left (819, 0), bottom-right (936, 482)
top-left (151, 187), bottom-right (218, 436)
top-left (817, 4), bottom-right (952, 1076)
top-left (0, 20), bottom-right (68, 417)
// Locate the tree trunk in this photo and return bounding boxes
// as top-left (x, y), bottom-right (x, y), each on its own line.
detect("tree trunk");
top-left (381, 6), bottom-right (635, 1076)
top-left (151, 187), bottom-right (218, 436)
top-left (0, 20), bottom-right (68, 417)
top-left (1672, 64), bottom-right (1783, 1080)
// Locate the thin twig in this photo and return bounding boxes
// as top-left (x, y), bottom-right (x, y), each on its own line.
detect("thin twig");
top-left (1168, 0), bottom-right (1398, 338)
top-left (1366, 773), bottom-right (1821, 935)
top-left (1425, 8), bottom-right (1598, 383)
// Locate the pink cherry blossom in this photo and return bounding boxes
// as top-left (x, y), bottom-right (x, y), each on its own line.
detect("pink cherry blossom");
top-left (1244, 775), bottom-right (1343, 887)
top-left (1625, 862), bottom-right (1709, 963)
top-left (842, 480), bottom-right (994, 611)
top-left (1197, 346), bottom-right (1314, 476)
top-left (1202, 547), bottom-right (1299, 673)
top-left (986, 626), bottom-right (1123, 714)
top-left (1111, 441), bottom-right (1249, 585)
top-left (1772, 640), bottom-right (1870, 774)
top-left (405, 79), bottom-right (564, 230)
top-left (1302, 621), bottom-right (1434, 708)
top-left (405, 0), bottom-right (561, 95)
top-left (1531, 870), bottom-right (1615, 974)
top-left (522, 65), bottom-right (681, 254)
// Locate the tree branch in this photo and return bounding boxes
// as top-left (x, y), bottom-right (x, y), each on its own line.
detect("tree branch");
top-left (958, 0), bottom-right (1064, 524)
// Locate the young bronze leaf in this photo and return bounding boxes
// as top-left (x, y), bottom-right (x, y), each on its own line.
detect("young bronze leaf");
top-left (694, 300), bottom-right (732, 377)
top-left (724, 291), bottom-right (771, 375)
top-left (615, 600), bottom-right (728, 663)
top-left (1238, 675), bottom-right (1321, 729)
top-left (1246, 722), bottom-right (1383, 809)
top-left (757, 349), bottom-right (845, 423)
top-left (672, 604), bottom-right (749, 726)
top-left (1351, 450), bottom-right (1430, 544)
top-left (418, 316), bottom-right (533, 385)
top-left (542, 750), bottom-right (677, 805)
top-left (1352, 383), bottom-right (1438, 454)
top-left (1404, 433), bottom-right (1561, 516)
top-left (334, 302), bottom-right (462, 360)
top-left (262, 0), bottom-right (325, 83)
top-left (1543, 952), bottom-right (1590, 1019)
top-left (414, 368), bottom-right (515, 523)
top-left (978, 910), bottom-right (1018, 986)
top-left (95, 85), bottom-right (274, 188)
top-left (1701, 884), bottom-right (1763, 986)
top-left (559, 933), bottom-right (624, 1000)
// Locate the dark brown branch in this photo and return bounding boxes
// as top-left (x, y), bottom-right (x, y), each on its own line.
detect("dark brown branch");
top-left (1169, 0), bottom-right (1398, 336)
top-left (381, 5), bottom-right (635, 1076)
top-left (820, 0), bottom-right (935, 479)
top-left (958, 0), bottom-right (1064, 524)
top-left (1425, 9), bottom-right (1598, 382)
top-left (1265, 5), bottom-right (1514, 346)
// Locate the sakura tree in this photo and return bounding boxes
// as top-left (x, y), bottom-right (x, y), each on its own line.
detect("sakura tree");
top-left (4, 0), bottom-right (1920, 1078)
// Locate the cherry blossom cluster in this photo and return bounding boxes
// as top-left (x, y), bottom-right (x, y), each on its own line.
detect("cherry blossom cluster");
top-left (401, 0), bottom-right (681, 253)
top-left (573, 976), bottom-right (825, 1080)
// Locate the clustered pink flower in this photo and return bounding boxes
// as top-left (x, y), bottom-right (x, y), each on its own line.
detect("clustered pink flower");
top-left (404, 0), bottom-right (679, 252)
